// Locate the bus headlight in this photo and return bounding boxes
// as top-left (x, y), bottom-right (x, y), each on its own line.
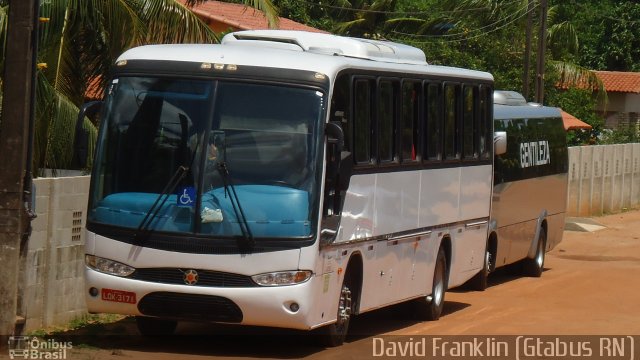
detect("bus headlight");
top-left (251, 270), bottom-right (312, 286)
top-left (85, 255), bottom-right (135, 277)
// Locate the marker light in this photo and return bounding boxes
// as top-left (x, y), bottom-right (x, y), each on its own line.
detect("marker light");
top-left (251, 270), bottom-right (312, 286)
top-left (85, 255), bottom-right (135, 277)
top-left (116, 60), bottom-right (127, 67)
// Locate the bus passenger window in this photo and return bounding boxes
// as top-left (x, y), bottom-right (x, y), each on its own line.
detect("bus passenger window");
top-left (444, 84), bottom-right (459, 160)
top-left (424, 83), bottom-right (441, 161)
top-left (378, 80), bottom-right (396, 163)
top-left (401, 81), bottom-right (420, 162)
top-left (354, 79), bottom-right (372, 164)
top-left (463, 86), bottom-right (476, 159)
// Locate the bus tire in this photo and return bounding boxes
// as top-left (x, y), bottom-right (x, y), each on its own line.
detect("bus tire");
top-left (135, 316), bottom-right (177, 336)
top-left (468, 244), bottom-right (492, 291)
top-left (317, 272), bottom-right (354, 347)
top-left (523, 230), bottom-right (546, 277)
top-left (414, 246), bottom-right (447, 321)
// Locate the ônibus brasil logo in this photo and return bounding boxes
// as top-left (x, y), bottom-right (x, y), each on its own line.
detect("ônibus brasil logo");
top-left (7, 336), bottom-right (72, 359)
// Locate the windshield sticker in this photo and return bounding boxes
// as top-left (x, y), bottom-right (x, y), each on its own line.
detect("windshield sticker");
top-left (177, 186), bottom-right (196, 207)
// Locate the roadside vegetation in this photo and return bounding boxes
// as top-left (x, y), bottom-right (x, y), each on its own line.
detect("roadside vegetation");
top-left (28, 314), bottom-right (126, 337)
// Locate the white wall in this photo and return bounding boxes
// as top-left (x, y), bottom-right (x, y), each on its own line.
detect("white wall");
top-left (22, 176), bottom-right (89, 331)
top-left (567, 143), bottom-right (640, 216)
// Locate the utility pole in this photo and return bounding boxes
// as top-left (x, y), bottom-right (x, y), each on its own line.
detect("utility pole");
top-left (0, 0), bottom-right (38, 336)
top-left (522, 0), bottom-right (534, 101)
top-left (535, 0), bottom-right (548, 104)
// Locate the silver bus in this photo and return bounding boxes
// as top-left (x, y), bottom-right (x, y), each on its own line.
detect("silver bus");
top-left (468, 90), bottom-right (568, 290)
top-left (82, 30), bottom-right (495, 345)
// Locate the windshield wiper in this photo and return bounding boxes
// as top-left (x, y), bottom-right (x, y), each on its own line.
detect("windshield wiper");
top-left (135, 165), bottom-right (189, 241)
top-left (217, 161), bottom-right (254, 249)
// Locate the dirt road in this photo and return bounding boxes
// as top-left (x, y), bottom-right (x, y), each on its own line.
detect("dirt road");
top-left (12, 211), bottom-right (640, 360)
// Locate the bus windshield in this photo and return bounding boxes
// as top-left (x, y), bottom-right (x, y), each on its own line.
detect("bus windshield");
top-left (89, 76), bottom-right (324, 239)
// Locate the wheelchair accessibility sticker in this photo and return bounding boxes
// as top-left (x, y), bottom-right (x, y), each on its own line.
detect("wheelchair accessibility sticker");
top-left (177, 186), bottom-right (196, 207)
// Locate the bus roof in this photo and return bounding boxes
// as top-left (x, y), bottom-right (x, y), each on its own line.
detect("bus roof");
top-left (494, 90), bottom-right (561, 119)
top-left (116, 30), bottom-right (493, 82)
top-left (221, 30), bottom-right (428, 64)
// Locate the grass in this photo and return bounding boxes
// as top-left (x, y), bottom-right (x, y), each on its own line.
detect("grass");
top-left (28, 313), bottom-right (127, 337)
top-left (23, 314), bottom-right (134, 355)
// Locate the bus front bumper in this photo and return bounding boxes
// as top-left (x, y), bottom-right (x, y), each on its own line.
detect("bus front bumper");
top-left (84, 267), bottom-right (323, 330)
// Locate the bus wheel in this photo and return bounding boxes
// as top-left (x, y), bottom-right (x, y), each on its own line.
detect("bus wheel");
top-left (523, 230), bottom-right (546, 277)
top-left (414, 246), bottom-right (447, 321)
top-left (467, 245), bottom-right (492, 291)
top-left (318, 273), bottom-right (353, 347)
top-left (135, 316), bottom-right (177, 336)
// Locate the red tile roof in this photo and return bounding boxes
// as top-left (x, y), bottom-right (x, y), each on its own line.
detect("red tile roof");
top-left (183, 0), bottom-right (327, 33)
top-left (594, 71), bottom-right (640, 93)
top-left (560, 110), bottom-right (592, 131)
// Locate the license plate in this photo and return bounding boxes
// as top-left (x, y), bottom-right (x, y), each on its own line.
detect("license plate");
top-left (101, 288), bottom-right (137, 304)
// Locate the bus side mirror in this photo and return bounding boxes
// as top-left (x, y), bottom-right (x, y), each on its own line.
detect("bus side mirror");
top-left (72, 101), bottom-right (102, 169)
top-left (494, 131), bottom-right (507, 156)
top-left (325, 121), bottom-right (344, 180)
top-left (325, 121), bottom-right (344, 156)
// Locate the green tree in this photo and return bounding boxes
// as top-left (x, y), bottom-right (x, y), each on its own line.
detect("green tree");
top-left (328, 0), bottom-right (399, 38)
top-left (595, 2), bottom-right (640, 72)
top-left (568, 0), bottom-right (640, 72)
top-left (271, 0), bottom-right (334, 31)
top-left (0, 0), bottom-right (278, 174)
top-left (545, 88), bottom-right (604, 145)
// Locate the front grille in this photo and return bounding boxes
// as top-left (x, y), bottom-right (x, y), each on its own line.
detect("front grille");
top-left (130, 268), bottom-right (257, 287)
top-left (138, 292), bottom-right (243, 323)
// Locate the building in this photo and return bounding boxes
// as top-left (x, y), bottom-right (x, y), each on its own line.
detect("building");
top-left (594, 71), bottom-right (640, 130)
top-left (182, 0), bottom-right (327, 34)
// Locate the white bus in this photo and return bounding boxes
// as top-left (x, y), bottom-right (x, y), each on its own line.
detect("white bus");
top-left (83, 30), bottom-right (494, 345)
top-left (470, 91), bottom-right (568, 289)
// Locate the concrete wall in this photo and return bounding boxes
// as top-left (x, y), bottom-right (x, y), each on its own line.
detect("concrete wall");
top-left (567, 143), bottom-right (640, 217)
top-left (22, 176), bottom-right (89, 332)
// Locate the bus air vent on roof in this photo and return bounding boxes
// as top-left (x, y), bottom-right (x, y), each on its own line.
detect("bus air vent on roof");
top-left (221, 30), bottom-right (428, 65)
top-left (231, 34), bottom-right (301, 46)
top-left (494, 90), bottom-right (528, 106)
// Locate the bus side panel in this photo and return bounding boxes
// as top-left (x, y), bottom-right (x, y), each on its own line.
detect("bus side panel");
top-left (375, 170), bottom-right (421, 235)
top-left (545, 211), bottom-right (566, 252)
top-left (492, 115), bottom-right (568, 266)
top-left (334, 171), bottom-right (437, 312)
top-left (418, 168), bottom-right (461, 227)
top-left (332, 164), bottom-right (492, 313)
top-left (375, 171), bottom-right (422, 304)
top-left (448, 223), bottom-right (489, 288)
top-left (448, 164), bottom-right (492, 287)
top-left (492, 177), bottom-right (554, 264)
top-left (337, 174), bottom-right (376, 242)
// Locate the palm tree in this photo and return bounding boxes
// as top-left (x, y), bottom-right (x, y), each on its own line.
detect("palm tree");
top-left (545, 5), bottom-right (603, 95)
top-left (329, 0), bottom-right (398, 39)
top-left (0, 0), bottom-right (278, 174)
